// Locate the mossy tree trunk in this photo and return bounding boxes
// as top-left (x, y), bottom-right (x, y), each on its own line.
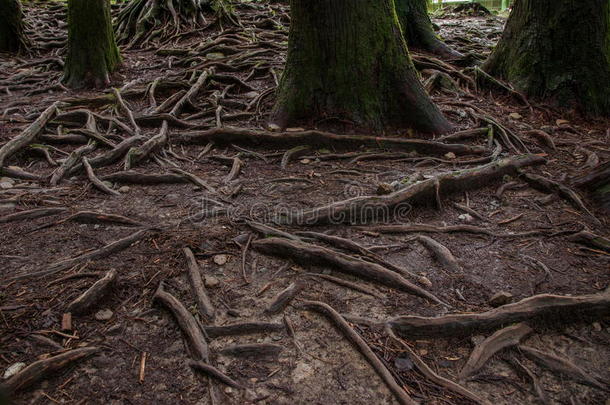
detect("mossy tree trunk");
top-left (62, 0), bottom-right (121, 88)
top-left (0, 0), bottom-right (27, 54)
top-left (271, 0), bottom-right (452, 135)
top-left (484, 0), bottom-right (610, 116)
top-left (394, 0), bottom-right (462, 59)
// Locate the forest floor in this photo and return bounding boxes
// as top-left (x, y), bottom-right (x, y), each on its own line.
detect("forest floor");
top-left (1, 2), bottom-right (609, 405)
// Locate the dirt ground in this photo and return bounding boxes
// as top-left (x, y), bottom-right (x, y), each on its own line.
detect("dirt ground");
top-left (1, 2), bottom-right (609, 405)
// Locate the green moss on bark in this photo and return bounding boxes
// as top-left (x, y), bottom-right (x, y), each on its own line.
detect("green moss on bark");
top-left (484, 0), bottom-right (610, 117)
top-left (0, 0), bottom-right (27, 54)
top-left (62, 0), bottom-right (121, 88)
top-left (271, 0), bottom-right (452, 135)
top-left (394, 0), bottom-right (462, 58)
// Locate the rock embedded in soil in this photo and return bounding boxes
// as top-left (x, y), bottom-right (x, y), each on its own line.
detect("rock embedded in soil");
top-left (204, 275), bottom-right (220, 288)
top-left (489, 291), bottom-right (513, 307)
top-left (95, 309), bottom-right (113, 321)
top-left (3, 362), bottom-right (26, 379)
top-left (213, 254), bottom-right (228, 265)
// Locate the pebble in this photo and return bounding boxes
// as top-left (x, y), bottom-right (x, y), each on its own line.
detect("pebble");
top-left (458, 213), bottom-right (474, 222)
top-left (444, 152), bottom-right (456, 159)
top-left (300, 158), bottom-right (311, 164)
top-left (118, 186), bottom-right (130, 193)
top-left (3, 362), bottom-right (26, 379)
top-left (204, 275), bottom-right (220, 288)
top-left (213, 254), bottom-right (228, 265)
top-left (509, 112), bottom-right (523, 120)
top-left (267, 123), bottom-right (281, 132)
top-left (95, 309), bottom-right (114, 321)
top-left (0, 182), bottom-right (13, 189)
top-left (592, 322), bottom-right (602, 332)
top-left (489, 291), bottom-right (513, 307)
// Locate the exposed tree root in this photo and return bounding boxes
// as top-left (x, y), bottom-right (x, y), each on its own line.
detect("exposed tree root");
top-left (0, 101), bottom-right (64, 168)
top-left (416, 235), bottom-right (462, 272)
top-left (66, 269), bottom-right (117, 314)
top-left (125, 121), bottom-right (168, 169)
top-left (177, 127), bottom-right (486, 156)
top-left (503, 355), bottom-right (550, 405)
top-left (356, 223), bottom-right (552, 238)
top-left (5, 229), bottom-right (152, 281)
top-left (189, 361), bottom-right (243, 389)
top-left (183, 247), bottom-right (215, 320)
top-left (459, 323), bottom-right (532, 380)
top-left (252, 237), bottom-right (446, 306)
top-left (83, 156), bottom-right (120, 196)
top-left (302, 300), bottom-right (417, 405)
top-left (154, 282), bottom-right (209, 362)
top-left (202, 322), bottom-right (283, 339)
top-left (568, 230), bottom-right (610, 253)
top-left (60, 211), bottom-right (145, 227)
top-left (219, 343), bottom-right (282, 358)
top-left (2, 347), bottom-right (99, 394)
top-left (518, 345), bottom-right (608, 391)
top-left (305, 273), bottom-right (384, 299)
top-left (50, 141), bottom-right (96, 186)
top-left (386, 328), bottom-right (490, 405)
top-left (0, 207), bottom-right (66, 224)
top-left (388, 290), bottom-right (610, 338)
top-left (280, 155), bottom-right (545, 225)
top-left (264, 281), bottom-right (305, 315)
top-left (101, 170), bottom-right (190, 185)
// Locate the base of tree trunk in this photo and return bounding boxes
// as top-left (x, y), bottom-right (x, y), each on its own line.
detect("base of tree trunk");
top-left (572, 161), bottom-right (610, 214)
top-left (271, 0), bottom-right (452, 135)
top-left (0, 0), bottom-right (28, 54)
top-left (115, 0), bottom-right (235, 48)
top-left (483, 0), bottom-right (610, 116)
top-left (62, 0), bottom-right (121, 89)
top-left (395, 0), bottom-right (463, 59)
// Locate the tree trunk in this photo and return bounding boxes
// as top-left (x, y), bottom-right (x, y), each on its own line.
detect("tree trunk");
top-left (573, 161), bottom-right (610, 214)
top-left (271, 0), bottom-right (452, 135)
top-left (0, 0), bottom-right (27, 53)
top-left (62, 0), bottom-right (121, 88)
top-left (483, 0), bottom-right (610, 117)
top-left (394, 0), bottom-right (462, 59)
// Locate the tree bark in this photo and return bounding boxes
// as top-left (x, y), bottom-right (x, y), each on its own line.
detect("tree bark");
top-left (483, 0), bottom-right (610, 116)
top-left (0, 0), bottom-right (27, 53)
top-left (271, 0), bottom-right (452, 135)
top-left (62, 0), bottom-right (121, 88)
top-left (394, 0), bottom-right (462, 59)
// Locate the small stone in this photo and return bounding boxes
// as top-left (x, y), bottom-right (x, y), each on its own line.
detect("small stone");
top-left (95, 309), bottom-right (113, 321)
top-left (592, 322), bottom-right (602, 332)
top-left (243, 92), bottom-right (258, 99)
top-left (3, 362), bottom-right (26, 379)
top-left (376, 183), bottom-right (393, 195)
top-left (458, 213), bottom-right (474, 222)
top-left (444, 152), bottom-right (456, 159)
top-left (224, 387), bottom-right (233, 395)
top-left (204, 275), bottom-right (220, 288)
top-left (267, 123), bottom-right (281, 132)
top-left (206, 52), bottom-right (225, 60)
top-left (489, 291), bottom-right (513, 307)
top-left (418, 276), bottom-right (432, 288)
top-left (418, 348), bottom-right (428, 356)
top-left (556, 119), bottom-right (570, 126)
top-left (471, 335), bottom-right (486, 347)
top-left (118, 186), bottom-right (130, 193)
top-left (165, 193), bottom-right (180, 201)
top-left (0, 177), bottom-right (15, 185)
top-left (300, 158), bottom-right (311, 164)
top-left (213, 254), bottom-right (228, 265)
top-left (0, 182), bottom-right (13, 189)
top-left (508, 112), bottom-right (522, 120)
top-left (394, 357), bottom-right (414, 371)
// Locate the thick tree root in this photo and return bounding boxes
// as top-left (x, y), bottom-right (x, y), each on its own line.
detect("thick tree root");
top-left (386, 328), bottom-right (490, 405)
top-left (82, 156), bottom-right (120, 196)
top-left (518, 345), bottom-right (608, 391)
top-left (60, 211), bottom-right (145, 227)
top-left (66, 269), bottom-right (117, 314)
top-left (264, 281), bottom-right (305, 315)
top-left (2, 347), bottom-right (99, 394)
top-left (219, 343), bottom-right (283, 358)
top-left (0, 101), bottom-right (64, 168)
top-left (459, 323), bottom-right (532, 380)
top-left (356, 223), bottom-right (552, 238)
top-left (189, 361), bottom-right (243, 389)
top-left (202, 322), bottom-right (283, 339)
top-left (252, 237), bottom-right (446, 306)
top-left (416, 235), bottom-right (462, 272)
top-left (0, 207), bottom-right (66, 224)
top-left (388, 290), bottom-right (610, 338)
top-left (568, 230), bottom-right (610, 253)
top-left (154, 282), bottom-right (209, 362)
top-left (183, 247), bottom-right (215, 320)
top-left (125, 121), bottom-right (168, 169)
top-left (302, 301), bottom-right (417, 405)
top-left (280, 155), bottom-right (545, 225)
top-left (177, 127), bottom-right (486, 156)
top-left (50, 141), bottom-right (97, 186)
